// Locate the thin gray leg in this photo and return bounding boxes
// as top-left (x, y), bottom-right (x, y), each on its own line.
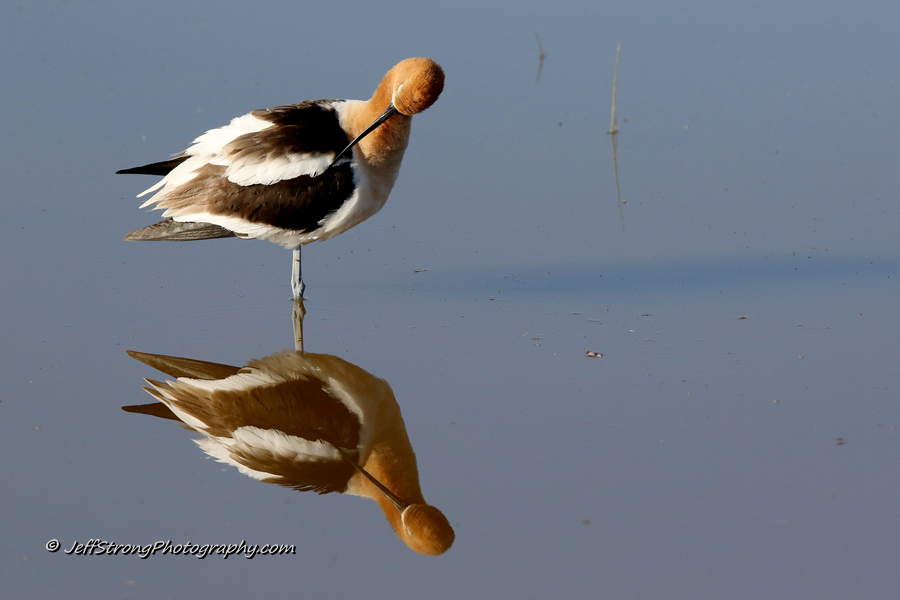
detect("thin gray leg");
top-left (291, 246), bottom-right (305, 299)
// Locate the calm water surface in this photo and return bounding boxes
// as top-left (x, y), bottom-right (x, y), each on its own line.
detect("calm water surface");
top-left (3, 1), bottom-right (898, 598)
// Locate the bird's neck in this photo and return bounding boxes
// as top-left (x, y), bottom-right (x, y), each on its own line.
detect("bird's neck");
top-left (345, 88), bottom-right (412, 171)
top-left (357, 440), bottom-right (426, 535)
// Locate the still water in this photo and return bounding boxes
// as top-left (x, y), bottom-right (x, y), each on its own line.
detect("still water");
top-left (3, 1), bottom-right (898, 598)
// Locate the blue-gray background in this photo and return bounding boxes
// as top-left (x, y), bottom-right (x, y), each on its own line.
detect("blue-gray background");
top-left (2, 1), bottom-right (898, 598)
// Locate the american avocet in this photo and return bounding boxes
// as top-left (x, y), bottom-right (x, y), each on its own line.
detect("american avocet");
top-left (119, 58), bottom-right (445, 298)
top-left (124, 349), bottom-right (455, 555)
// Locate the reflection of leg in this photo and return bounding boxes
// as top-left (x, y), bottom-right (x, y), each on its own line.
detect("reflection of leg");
top-left (292, 297), bottom-right (306, 354)
top-left (292, 246), bottom-right (306, 299)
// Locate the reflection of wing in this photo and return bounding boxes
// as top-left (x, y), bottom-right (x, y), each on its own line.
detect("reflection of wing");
top-left (213, 429), bottom-right (358, 494)
top-left (127, 351), bottom-right (241, 380)
top-left (140, 374), bottom-right (361, 442)
top-left (124, 352), bottom-right (244, 422)
top-left (125, 351), bottom-right (385, 495)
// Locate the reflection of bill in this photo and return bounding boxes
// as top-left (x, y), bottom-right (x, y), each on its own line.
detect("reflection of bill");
top-left (124, 350), bottom-right (454, 555)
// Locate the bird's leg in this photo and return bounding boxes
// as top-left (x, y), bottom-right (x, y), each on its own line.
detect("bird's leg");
top-left (292, 246), bottom-right (305, 299)
top-left (292, 297), bottom-right (306, 354)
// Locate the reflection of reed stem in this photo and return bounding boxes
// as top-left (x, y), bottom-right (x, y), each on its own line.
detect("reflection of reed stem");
top-left (534, 32), bottom-right (546, 83)
top-left (612, 132), bottom-right (625, 231)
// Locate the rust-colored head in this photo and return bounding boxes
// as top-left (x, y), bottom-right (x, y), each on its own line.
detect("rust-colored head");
top-left (399, 503), bottom-right (455, 555)
top-left (385, 57), bottom-right (445, 116)
top-left (335, 58), bottom-right (444, 165)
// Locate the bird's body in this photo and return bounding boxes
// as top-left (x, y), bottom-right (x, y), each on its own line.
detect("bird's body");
top-left (124, 350), bottom-right (454, 556)
top-left (120, 58), bottom-right (444, 297)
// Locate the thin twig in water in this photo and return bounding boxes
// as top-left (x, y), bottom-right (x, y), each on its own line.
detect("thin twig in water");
top-left (534, 32), bottom-right (546, 83)
top-left (607, 43), bottom-right (625, 230)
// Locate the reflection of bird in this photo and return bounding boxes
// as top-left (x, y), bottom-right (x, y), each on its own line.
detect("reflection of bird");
top-left (119, 58), bottom-right (445, 298)
top-left (124, 350), bottom-right (454, 555)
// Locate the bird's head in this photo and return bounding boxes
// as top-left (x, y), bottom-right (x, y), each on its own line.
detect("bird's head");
top-left (388, 57), bottom-right (445, 116)
top-left (398, 503), bottom-right (455, 555)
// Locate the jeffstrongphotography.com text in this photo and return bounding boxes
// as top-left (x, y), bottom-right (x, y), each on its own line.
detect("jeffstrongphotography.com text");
top-left (45, 538), bottom-right (296, 559)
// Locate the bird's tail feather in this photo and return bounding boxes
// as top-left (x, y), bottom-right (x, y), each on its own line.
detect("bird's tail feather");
top-left (117, 156), bottom-right (188, 176)
top-left (124, 218), bottom-right (237, 242)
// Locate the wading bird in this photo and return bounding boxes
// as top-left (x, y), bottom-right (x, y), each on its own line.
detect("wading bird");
top-left (119, 58), bottom-right (444, 298)
top-left (124, 349), bottom-right (455, 555)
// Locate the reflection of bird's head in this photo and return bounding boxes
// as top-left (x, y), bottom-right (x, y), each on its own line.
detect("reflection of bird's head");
top-left (400, 504), bottom-right (455, 555)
